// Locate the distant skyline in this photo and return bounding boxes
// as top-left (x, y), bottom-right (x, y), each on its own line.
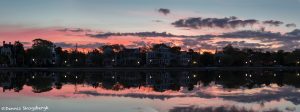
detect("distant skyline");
top-left (1, 0), bottom-right (300, 52)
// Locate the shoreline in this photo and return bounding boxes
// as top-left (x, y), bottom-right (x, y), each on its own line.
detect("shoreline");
top-left (1, 67), bottom-right (300, 71)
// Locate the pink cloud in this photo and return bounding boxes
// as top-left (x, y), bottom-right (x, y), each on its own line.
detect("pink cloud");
top-left (0, 26), bottom-right (183, 51)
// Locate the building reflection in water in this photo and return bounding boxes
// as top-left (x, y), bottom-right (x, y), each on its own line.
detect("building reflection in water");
top-left (1, 70), bottom-right (300, 92)
top-left (1, 70), bottom-right (300, 112)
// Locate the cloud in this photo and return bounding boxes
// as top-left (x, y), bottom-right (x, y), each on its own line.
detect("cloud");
top-left (215, 41), bottom-right (270, 49)
top-left (172, 16), bottom-right (259, 29)
top-left (131, 41), bottom-right (152, 47)
top-left (57, 28), bottom-right (91, 33)
top-left (152, 20), bottom-right (163, 23)
top-left (177, 29), bottom-right (300, 51)
top-left (158, 8), bottom-right (170, 15)
top-left (220, 30), bottom-right (282, 38)
top-left (286, 29), bottom-right (300, 37)
top-left (217, 30), bottom-right (300, 51)
top-left (20, 41), bottom-right (31, 45)
top-left (286, 23), bottom-right (297, 28)
top-left (55, 27), bottom-right (300, 52)
top-left (181, 38), bottom-right (215, 50)
top-left (78, 43), bottom-right (106, 48)
top-left (171, 16), bottom-right (291, 29)
top-left (55, 42), bottom-right (74, 48)
top-left (55, 42), bottom-right (106, 49)
top-left (87, 32), bottom-right (178, 38)
top-left (181, 38), bottom-right (272, 51)
top-left (84, 28), bottom-right (300, 51)
top-left (263, 20), bottom-right (284, 26)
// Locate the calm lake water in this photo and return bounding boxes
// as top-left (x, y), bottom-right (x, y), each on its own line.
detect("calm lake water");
top-left (1, 70), bottom-right (300, 112)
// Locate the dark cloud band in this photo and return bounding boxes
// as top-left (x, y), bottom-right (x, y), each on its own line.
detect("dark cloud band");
top-left (57, 28), bottom-right (91, 33)
top-left (263, 20), bottom-right (284, 26)
top-left (171, 16), bottom-right (293, 29)
top-left (87, 32), bottom-right (178, 38)
top-left (286, 23), bottom-right (297, 28)
top-left (172, 16), bottom-right (259, 29)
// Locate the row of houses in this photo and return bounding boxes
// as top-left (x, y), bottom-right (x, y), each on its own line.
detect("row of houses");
top-left (101, 45), bottom-right (198, 67)
top-left (1, 41), bottom-right (198, 67)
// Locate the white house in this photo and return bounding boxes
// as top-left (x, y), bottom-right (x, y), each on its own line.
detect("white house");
top-left (0, 41), bottom-right (16, 66)
top-left (146, 46), bottom-right (173, 66)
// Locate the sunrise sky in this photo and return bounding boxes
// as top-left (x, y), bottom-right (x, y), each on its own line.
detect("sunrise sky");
top-left (1, 0), bottom-right (300, 52)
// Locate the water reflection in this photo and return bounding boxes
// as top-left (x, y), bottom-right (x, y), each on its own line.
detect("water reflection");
top-left (169, 105), bottom-right (257, 112)
top-left (1, 70), bottom-right (300, 112)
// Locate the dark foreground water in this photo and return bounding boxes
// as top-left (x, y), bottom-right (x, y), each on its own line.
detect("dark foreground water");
top-left (1, 70), bottom-right (300, 112)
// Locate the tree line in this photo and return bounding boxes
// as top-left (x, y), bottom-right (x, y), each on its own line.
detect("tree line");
top-left (1, 38), bottom-right (300, 67)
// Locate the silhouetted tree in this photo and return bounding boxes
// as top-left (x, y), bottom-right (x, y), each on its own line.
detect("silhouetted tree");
top-left (200, 52), bottom-right (214, 66)
top-left (69, 51), bottom-right (86, 66)
top-left (87, 49), bottom-right (103, 66)
top-left (55, 47), bottom-right (69, 66)
top-left (14, 41), bottom-right (25, 66)
top-left (151, 43), bottom-right (170, 51)
top-left (27, 38), bottom-right (55, 66)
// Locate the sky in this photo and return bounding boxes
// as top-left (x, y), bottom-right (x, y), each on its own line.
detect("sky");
top-left (1, 0), bottom-right (300, 52)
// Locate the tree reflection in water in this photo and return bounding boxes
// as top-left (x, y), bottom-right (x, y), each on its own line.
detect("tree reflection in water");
top-left (169, 105), bottom-right (285, 112)
top-left (0, 70), bottom-right (300, 112)
top-left (1, 70), bottom-right (300, 93)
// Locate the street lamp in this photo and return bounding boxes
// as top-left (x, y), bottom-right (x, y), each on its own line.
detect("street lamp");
top-left (193, 61), bottom-right (197, 64)
top-left (32, 58), bottom-right (36, 65)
